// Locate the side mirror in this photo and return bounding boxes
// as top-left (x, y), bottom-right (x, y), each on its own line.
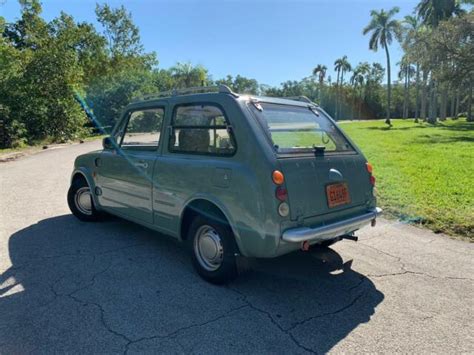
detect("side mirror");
top-left (102, 136), bottom-right (115, 150)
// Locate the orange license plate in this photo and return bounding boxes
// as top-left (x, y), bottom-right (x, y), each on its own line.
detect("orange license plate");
top-left (326, 183), bottom-right (350, 208)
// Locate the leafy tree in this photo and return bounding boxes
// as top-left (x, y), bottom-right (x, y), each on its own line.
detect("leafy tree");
top-left (95, 3), bottom-right (157, 72)
top-left (49, 12), bottom-right (108, 85)
top-left (3, 0), bottom-right (48, 50)
top-left (1, 1), bottom-right (90, 143)
top-left (363, 7), bottom-right (401, 125)
top-left (152, 69), bottom-right (176, 92)
top-left (96, 3), bottom-right (141, 57)
top-left (86, 69), bottom-right (156, 131)
top-left (215, 74), bottom-right (259, 94)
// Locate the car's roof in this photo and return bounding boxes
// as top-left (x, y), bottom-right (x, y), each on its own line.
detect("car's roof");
top-left (126, 92), bottom-right (315, 111)
top-left (247, 95), bottom-right (314, 107)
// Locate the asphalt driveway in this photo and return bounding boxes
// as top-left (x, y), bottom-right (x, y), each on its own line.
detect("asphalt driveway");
top-left (0, 141), bottom-right (473, 353)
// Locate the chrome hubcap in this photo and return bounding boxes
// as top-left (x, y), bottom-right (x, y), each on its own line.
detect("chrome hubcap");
top-left (75, 187), bottom-right (92, 215)
top-left (194, 225), bottom-right (224, 271)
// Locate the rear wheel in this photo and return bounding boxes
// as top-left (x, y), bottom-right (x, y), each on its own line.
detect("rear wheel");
top-left (188, 215), bottom-right (238, 284)
top-left (67, 178), bottom-right (100, 222)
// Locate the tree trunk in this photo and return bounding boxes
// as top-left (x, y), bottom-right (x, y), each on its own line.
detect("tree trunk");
top-left (403, 69), bottom-right (408, 119)
top-left (350, 95), bottom-right (354, 120)
top-left (421, 70), bottom-right (428, 120)
top-left (384, 42), bottom-right (392, 125)
top-left (440, 85), bottom-right (447, 121)
top-left (427, 77), bottom-right (437, 124)
top-left (319, 79), bottom-right (324, 105)
top-left (455, 90), bottom-right (460, 118)
top-left (450, 88), bottom-right (455, 118)
top-left (340, 71), bottom-right (345, 120)
top-left (335, 70), bottom-right (340, 120)
top-left (415, 62), bottom-right (420, 122)
top-left (468, 79), bottom-right (473, 122)
top-left (405, 66), bottom-right (410, 119)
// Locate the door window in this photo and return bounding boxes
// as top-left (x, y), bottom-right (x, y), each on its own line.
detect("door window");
top-left (120, 108), bottom-right (164, 149)
top-left (169, 104), bottom-right (236, 155)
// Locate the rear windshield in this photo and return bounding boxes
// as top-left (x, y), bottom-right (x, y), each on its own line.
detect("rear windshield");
top-left (251, 103), bottom-right (354, 154)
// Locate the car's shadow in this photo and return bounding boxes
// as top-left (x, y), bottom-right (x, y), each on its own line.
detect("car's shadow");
top-left (0, 215), bottom-right (384, 353)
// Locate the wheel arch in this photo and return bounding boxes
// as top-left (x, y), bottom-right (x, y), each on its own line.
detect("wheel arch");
top-left (70, 168), bottom-right (100, 209)
top-left (179, 197), bottom-right (243, 255)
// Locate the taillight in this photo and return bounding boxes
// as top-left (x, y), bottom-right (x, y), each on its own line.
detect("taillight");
top-left (272, 170), bottom-right (284, 185)
top-left (367, 162), bottom-right (376, 186)
top-left (273, 170), bottom-right (289, 216)
top-left (275, 186), bottom-right (288, 201)
top-left (366, 162), bottom-right (373, 174)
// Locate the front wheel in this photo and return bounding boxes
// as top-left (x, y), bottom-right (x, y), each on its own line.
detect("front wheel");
top-left (67, 178), bottom-right (101, 222)
top-left (188, 215), bottom-right (238, 284)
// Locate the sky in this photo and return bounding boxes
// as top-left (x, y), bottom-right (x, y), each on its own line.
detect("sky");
top-left (0, 0), bottom-right (421, 86)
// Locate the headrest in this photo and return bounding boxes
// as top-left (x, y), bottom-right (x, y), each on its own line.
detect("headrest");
top-left (178, 129), bottom-right (210, 152)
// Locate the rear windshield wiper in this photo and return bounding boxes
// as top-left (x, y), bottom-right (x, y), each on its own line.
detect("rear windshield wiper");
top-left (312, 145), bottom-right (325, 156)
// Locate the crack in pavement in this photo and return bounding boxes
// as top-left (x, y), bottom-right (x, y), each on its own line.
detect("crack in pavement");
top-left (44, 260), bottom-right (255, 354)
top-left (227, 286), bottom-right (321, 354)
top-left (367, 270), bottom-right (474, 281)
top-left (284, 292), bottom-right (366, 333)
top-left (346, 276), bottom-right (366, 292)
top-left (38, 261), bottom-right (133, 346)
top-left (123, 304), bottom-right (250, 354)
top-left (65, 264), bottom-right (133, 345)
top-left (358, 242), bottom-right (474, 281)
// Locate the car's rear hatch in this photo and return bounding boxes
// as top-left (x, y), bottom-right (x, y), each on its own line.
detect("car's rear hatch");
top-left (278, 154), bottom-right (372, 221)
top-left (248, 100), bottom-right (373, 221)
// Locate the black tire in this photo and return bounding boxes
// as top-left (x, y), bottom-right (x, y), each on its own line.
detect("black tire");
top-left (187, 215), bottom-right (238, 284)
top-left (67, 178), bottom-right (100, 222)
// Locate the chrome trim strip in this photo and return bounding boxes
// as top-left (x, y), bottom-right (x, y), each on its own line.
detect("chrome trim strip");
top-left (282, 207), bottom-right (382, 243)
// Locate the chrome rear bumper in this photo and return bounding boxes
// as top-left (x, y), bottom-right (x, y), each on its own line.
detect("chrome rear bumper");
top-left (282, 207), bottom-right (382, 243)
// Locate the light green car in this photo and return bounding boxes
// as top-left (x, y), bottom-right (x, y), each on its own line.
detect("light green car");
top-left (68, 85), bottom-right (381, 283)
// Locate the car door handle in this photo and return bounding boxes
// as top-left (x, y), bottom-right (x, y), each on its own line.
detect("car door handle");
top-left (134, 161), bottom-right (149, 169)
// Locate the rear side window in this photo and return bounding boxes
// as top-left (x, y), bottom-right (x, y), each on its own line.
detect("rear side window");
top-left (119, 108), bottom-right (165, 149)
top-left (169, 104), bottom-right (236, 155)
top-left (251, 103), bottom-right (354, 154)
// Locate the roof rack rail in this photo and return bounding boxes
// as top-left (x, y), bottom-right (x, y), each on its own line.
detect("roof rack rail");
top-left (132, 84), bottom-right (238, 102)
top-left (284, 96), bottom-right (318, 105)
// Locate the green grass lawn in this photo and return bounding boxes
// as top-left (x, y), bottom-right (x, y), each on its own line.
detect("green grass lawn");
top-left (339, 119), bottom-right (473, 239)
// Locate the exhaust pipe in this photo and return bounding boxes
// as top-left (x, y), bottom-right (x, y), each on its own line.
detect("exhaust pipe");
top-left (341, 234), bottom-right (358, 242)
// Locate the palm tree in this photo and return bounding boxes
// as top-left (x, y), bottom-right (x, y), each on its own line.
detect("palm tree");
top-left (363, 7), bottom-right (401, 125)
top-left (416, 1), bottom-right (465, 123)
top-left (351, 62), bottom-right (371, 119)
top-left (417, 0), bottom-right (463, 28)
top-left (351, 69), bottom-right (365, 119)
top-left (170, 62), bottom-right (208, 88)
top-left (398, 57), bottom-right (415, 119)
top-left (402, 15), bottom-right (423, 122)
top-left (334, 56), bottom-right (351, 119)
top-left (312, 64), bottom-right (327, 104)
